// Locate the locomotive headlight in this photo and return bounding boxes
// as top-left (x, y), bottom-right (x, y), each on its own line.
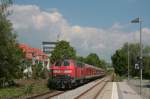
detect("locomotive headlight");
top-left (64, 70), bottom-right (72, 73)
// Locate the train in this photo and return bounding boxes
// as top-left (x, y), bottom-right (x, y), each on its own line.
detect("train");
top-left (48, 59), bottom-right (105, 89)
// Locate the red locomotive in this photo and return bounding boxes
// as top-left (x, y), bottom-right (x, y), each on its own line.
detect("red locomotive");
top-left (48, 59), bottom-right (105, 89)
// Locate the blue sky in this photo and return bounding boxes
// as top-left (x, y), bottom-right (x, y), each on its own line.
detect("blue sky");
top-left (14, 0), bottom-right (150, 29)
top-left (9, 0), bottom-right (150, 62)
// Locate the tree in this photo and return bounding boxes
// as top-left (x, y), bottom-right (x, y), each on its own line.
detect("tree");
top-left (127, 43), bottom-right (140, 76)
top-left (76, 53), bottom-right (107, 69)
top-left (111, 48), bottom-right (128, 76)
top-left (0, 1), bottom-right (24, 87)
top-left (50, 40), bottom-right (76, 63)
top-left (111, 43), bottom-right (140, 76)
top-left (143, 46), bottom-right (150, 79)
top-left (111, 43), bottom-right (150, 78)
top-left (100, 59), bottom-right (107, 70)
top-left (85, 53), bottom-right (102, 68)
top-left (32, 63), bottom-right (46, 79)
top-left (76, 56), bottom-right (86, 62)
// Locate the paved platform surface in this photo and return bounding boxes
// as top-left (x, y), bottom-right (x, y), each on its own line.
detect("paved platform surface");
top-left (50, 81), bottom-right (143, 99)
top-left (128, 79), bottom-right (150, 99)
top-left (115, 82), bottom-right (142, 99)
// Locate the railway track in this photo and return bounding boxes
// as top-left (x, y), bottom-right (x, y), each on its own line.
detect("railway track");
top-left (26, 90), bottom-right (65, 99)
top-left (74, 76), bottom-right (111, 99)
top-left (26, 75), bottom-right (112, 99)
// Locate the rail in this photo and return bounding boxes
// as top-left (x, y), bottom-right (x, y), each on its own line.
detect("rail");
top-left (74, 76), bottom-right (112, 99)
top-left (26, 91), bottom-right (65, 99)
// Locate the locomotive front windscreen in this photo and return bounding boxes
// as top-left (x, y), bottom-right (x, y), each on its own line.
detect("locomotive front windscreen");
top-left (55, 61), bottom-right (62, 66)
top-left (63, 60), bottom-right (70, 66)
top-left (55, 60), bottom-right (70, 66)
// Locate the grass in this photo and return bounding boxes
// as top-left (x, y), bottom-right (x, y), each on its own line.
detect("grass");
top-left (0, 87), bottom-right (25, 98)
top-left (0, 79), bottom-right (50, 99)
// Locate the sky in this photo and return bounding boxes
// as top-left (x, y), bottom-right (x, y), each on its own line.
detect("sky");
top-left (8, 0), bottom-right (150, 62)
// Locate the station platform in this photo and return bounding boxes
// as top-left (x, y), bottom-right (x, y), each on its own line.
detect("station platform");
top-left (112, 82), bottom-right (142, 99)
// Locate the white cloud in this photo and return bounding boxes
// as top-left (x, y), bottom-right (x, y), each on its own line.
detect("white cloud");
top-left (8, 5), bottom-right (150, 62)
top-left (111, 22), bottom-right (123, 30)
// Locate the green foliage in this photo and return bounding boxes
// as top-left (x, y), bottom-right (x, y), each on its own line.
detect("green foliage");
top-left (76, 53), bottom-right (107, 69)
top-left (0, 13), bottom-right (24, 86)
top-left (111, 43), bottom-right (150, 78)
top-left (85, 53), bottom-right (101, 67)
top-left (0, 79), bottom-right (49, 98)
top-left (85, 53), bottom-right (107, 69)
top-left (76, 56), bottom-right (86, 62)
top-left (40, 67), bottom-right (48, 79)
top-left (50, 40), bottom-right (76, 63)
top-left (143, 46), bottom-right (150, 79)
top-left (111, 49), bottom-right (128, 75)
top-left (50, 41), bottom-right (107, 69)
top-left (111, 43), bottom-right (140, 76)
top-left (0, 0), bottom-right (24, 86)
top-left (32, 63), bottom-right (46, 79)
top-left (100, 59), bottom-right (108, 69)
top-left (113, 74), bottom-right (127, 82)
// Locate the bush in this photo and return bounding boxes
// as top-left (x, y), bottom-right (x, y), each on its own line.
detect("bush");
top-left (32, 63), bottom-right (47, 79)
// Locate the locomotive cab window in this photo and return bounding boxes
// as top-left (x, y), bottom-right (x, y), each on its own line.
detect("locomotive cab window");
top-left (63, 60), bottom-right (70, 66)
top-left (55, 61), bottom-right (62, 66)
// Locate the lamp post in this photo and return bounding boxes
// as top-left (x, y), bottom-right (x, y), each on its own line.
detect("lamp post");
top-left (131, 17), bottom-right (143, 95)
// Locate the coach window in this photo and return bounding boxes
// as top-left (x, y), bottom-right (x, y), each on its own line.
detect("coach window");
top-left (81, 63), bottom-right (84, 67)
top-left (81, 63), bottom-right (84, 68)
top-left (64, 60), bottom-right (70, 66)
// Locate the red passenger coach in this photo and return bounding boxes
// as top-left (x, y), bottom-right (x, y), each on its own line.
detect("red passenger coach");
top-left (48, 59), bottom-right (105, 89)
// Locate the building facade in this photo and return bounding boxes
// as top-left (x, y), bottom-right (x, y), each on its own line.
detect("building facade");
top-left (19, 44), bottom-right (49, 77)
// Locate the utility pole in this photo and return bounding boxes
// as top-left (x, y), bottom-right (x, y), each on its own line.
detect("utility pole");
top-left (131, 17), bottom-right (143, 95)
top-left (128, 42), bottom-right (130, 81)
top-left (139, 18), bottom-right (142, 95)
